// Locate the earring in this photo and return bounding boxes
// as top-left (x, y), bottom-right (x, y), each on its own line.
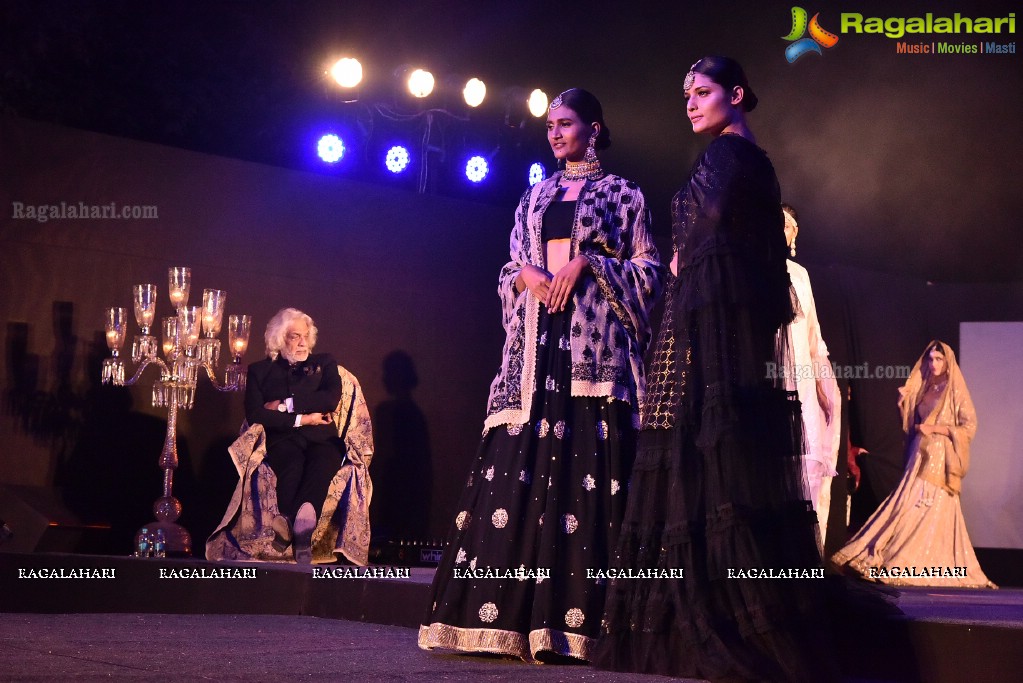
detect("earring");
top-left (584, 131), bottom-right (598, 164)
top-left (790, 238), bottom-right (797, 258)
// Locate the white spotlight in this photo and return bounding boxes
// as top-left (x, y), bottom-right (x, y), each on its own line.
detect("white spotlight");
top-left (408, 69), bottom-right (435, 98)
top-left (385, 146), bottom-right (410, 173)
top-left (528, 163), bottom-right (546, 186)
top-left (317, 134), bottom-right (345, 163)
top-left (463, 78), bottom-right (486, 107)
top-left (527, 89), bottom-right (549, 117)
top-left (330, 58), bottom-right (363, 88)
top-left (465, 156), bottom-right (489, 183)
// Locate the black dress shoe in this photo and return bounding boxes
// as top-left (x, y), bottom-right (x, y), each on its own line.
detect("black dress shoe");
top-left (293, 502), bottom-right (316, 565)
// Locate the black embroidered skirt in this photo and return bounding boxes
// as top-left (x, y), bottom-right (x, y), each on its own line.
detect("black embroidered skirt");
top-left (418, 306), bottom-right (636, 661)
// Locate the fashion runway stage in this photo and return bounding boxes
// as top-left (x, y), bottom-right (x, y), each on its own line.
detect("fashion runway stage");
top-left (2, 551), bottom-right (1022, 682)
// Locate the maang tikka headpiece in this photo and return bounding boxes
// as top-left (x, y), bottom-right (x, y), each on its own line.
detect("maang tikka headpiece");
top-left (683, 60), bottom-right (701, 92)
top-left (549, 91), bottom-right (567, 111)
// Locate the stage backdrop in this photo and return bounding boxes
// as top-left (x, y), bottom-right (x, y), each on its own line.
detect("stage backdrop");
top-left (2, 117), bottom-right (1022, 553)
top-left (960, 322), bottom-right (1023, 549)
top-left (0, 116), bottom-right (511, 548)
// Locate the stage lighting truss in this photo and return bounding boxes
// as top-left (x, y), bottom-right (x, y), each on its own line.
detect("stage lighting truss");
top-left (324, 59), bottom-right (553, 198)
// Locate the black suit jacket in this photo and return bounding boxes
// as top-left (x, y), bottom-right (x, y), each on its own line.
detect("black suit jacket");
top-left (245, 353), bottom-right (342, 446)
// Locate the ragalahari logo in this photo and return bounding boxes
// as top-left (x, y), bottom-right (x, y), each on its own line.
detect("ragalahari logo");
top-left (783, 7), bottom-right (839, 62)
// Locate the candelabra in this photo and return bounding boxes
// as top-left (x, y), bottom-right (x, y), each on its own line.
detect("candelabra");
top-left (102, 267), bottom-right (251, 556)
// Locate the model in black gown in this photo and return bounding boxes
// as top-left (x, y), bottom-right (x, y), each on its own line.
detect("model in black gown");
top-left (594, 57), bottom-right (837, 683)
top-left (419, 89), bottom-right (663, 662)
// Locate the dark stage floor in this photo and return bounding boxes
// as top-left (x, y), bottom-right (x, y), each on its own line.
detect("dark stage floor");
top-left (0, 613), bottom-right (693, 682)
top-left (2, 551), bottom-right (1023, 682)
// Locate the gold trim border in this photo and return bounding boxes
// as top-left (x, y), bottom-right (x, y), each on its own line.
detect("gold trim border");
top-left (418, 623), bottom-right (595, 662)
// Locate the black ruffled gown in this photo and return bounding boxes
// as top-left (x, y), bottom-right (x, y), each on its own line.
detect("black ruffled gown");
top-left (594, 134), bottom-right (837, 682)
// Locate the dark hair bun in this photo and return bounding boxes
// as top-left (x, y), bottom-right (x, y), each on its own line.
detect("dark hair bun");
top-left (692, 56), bottom-right (758, 112)
top-left (742, 89), bottom-right (758, 112)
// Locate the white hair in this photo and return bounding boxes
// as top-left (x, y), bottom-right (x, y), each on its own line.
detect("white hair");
top-left (264, 308), bottom-right (317, 359)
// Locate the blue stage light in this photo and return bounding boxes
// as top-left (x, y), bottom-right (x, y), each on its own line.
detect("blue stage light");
top-left (385, 145), bottom-right (410, 173)
top-left (317, 134), bottom-right (345, 163)
top-left (465, 155), bottom-right (489, 183)
top-left (528, 162), bottom-right (546, 186)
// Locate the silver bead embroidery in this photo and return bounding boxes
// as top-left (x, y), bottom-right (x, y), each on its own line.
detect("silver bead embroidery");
top-left (479, 602), bottom-right (499, 623)
top-left (565, 608), bottom-right (585, 628)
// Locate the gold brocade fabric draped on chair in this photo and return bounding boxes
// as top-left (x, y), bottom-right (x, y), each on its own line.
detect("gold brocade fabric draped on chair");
top-left (205, 365), bottom-right (374, 565)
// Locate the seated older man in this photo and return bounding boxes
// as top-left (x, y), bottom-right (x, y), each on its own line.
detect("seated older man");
top-left (244, 307), bottom-right (343, 563)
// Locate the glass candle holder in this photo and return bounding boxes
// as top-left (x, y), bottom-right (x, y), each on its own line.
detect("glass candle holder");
top-left (225, 314), bottom-right (251, 390)
top-left (102, 307), bottom-right (128, 384)
top-left (201, 289), bottom-right (226, 338)
top-left (133, 284), bottom-right (158, 334)
top-left (132, 284), bottom-right (159, 362)
top-left (177, 306), bottom-right (201, 353)
top-left (228, 314), bottom-right (251, 360)
top-left (162, 316), bottom-right (179, 359)
top-left (168, 267), bottom-right (191, 309)
top-left (104, 307), bottom-right (128, 353)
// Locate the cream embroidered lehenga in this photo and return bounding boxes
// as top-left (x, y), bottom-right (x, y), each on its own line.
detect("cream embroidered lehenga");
top-left (830, 341), bottom-right (996, 589)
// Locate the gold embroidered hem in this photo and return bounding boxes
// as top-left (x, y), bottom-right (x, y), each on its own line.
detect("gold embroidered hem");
top-left (528, 627), bottom-right (594, 661)
top-left (418, 623), bottom-right (594, 662)
top-left (418, 623), bottom-right (529, 660)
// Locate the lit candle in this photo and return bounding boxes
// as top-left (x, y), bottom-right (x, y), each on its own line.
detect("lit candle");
top-left (170, 290), bottom-right (184, 304)
top-left (232, 339), bottom-right (247, 354)
top-left (163, 340), bottom-right (175, 357)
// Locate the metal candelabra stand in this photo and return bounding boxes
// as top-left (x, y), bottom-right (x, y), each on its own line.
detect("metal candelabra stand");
top-left (102, 267), bottom-right (251, 556)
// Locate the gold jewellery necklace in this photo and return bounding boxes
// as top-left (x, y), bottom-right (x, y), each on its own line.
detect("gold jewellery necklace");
top-left (562, 158), bottom-right (603, 181)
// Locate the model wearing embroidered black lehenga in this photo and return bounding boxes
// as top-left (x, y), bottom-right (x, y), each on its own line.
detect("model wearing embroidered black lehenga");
top-left (594, 58), bottom-right (836, 682)
top-left (419, 89), bottom-right (663, 661)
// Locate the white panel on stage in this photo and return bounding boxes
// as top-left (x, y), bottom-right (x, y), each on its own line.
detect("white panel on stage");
top-left (959, 322), bottom-right (1023, 550)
